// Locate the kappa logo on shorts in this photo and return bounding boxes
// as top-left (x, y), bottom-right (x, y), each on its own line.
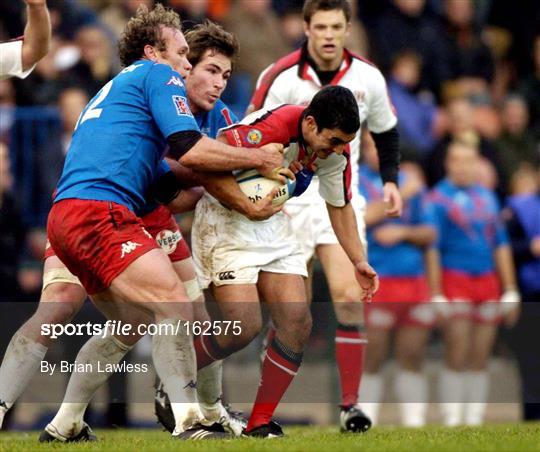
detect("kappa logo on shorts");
top-left (218, 271), bottom-right (236, 281)
top-left (120, 241), bottom-right (142, 258)
top-left (172, 95), bottom-right (193, 117)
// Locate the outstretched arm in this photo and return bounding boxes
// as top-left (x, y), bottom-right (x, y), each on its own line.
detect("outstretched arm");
top-left (21, 0), bottom-right (51, 70)
top-left (327, 202), bottom-right (378, 300)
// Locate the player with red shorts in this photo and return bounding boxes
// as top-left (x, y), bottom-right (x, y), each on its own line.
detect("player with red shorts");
top-left (427, 141), bottom-right (520, 426)
top-left (358, 132), bottom-right (436, 426)
top-left (0, 6), bottom-right (283, 441)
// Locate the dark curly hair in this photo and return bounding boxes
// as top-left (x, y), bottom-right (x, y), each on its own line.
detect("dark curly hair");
top-left (185, 21), bottom-right (239, 70)
top-left (118, 3), bottom-right (182, 68)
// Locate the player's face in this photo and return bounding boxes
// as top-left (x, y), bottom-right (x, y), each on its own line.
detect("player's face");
top-left (158, 27), bottom-right (192, 78)
top-left (304, 9), bottom-right (350, 69)
top-left (445, 143), bottom-right (479, 186)
top-left (304, 116), bottom-right (356, 159)
top-left (186, 50), bottom-right (232, 114)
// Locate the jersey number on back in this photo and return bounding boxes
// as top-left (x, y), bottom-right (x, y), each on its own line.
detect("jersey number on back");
top-left (76, 80), bottom-right (114, 128)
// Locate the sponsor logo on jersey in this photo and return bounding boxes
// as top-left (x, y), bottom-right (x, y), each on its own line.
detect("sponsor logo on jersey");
top-left (218, 271), bottom-right (236, 281)
top-left (172, 95), bottom-right (193, 117)
top-left (247, 129), bottom-right (262, 144)
top-left (167, 76), bottom-right (184, 88)
top-left (156, 229), bottom-right (182, 254)
top-left (120, 241), bottom-right (142, 258)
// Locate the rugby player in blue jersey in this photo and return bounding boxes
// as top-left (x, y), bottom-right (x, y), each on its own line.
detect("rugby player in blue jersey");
top-left (427, 140), bottom-right (520, 426)
top-left (0, 5), bottom-right (283, 441)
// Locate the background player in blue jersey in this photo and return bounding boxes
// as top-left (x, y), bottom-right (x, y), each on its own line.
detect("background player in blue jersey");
top-left (358, 132), bottom-right (436, 427)
top-left (426, 141), bottom-right (520, 426)
top-left (0, 5), bottom-right (284, 442)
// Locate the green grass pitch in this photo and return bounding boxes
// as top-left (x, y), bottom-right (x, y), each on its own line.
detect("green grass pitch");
top-left (1, 425), bottom-right (540, 451)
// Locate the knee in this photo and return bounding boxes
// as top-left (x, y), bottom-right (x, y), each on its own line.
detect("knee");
top-left (398, 350), bottom-right (425, 372)
top-left (336, 284), bottom-right (362, 303)
top-left (39, 283), bottom-right (85, 323)
top-left (445, 348), bottom-right (467, 371)
top-left (334, 301), bottom-right (363, 325)
top-left (279, 309), bottom-right (312, 346)
top-left (220, 318), bottom-right (262, 354)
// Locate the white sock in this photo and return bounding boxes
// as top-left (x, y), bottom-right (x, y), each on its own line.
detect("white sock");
top-left (50, 334), bottom-right (132, 437)
top-left (394, 369), bottom-right (428, 427)
top-left (358, 372), bottom-right (383, 425)
top-left (0, 332), bottom-right (47, 427)
top-left (152, 319), bottom-right (202, 433)
top-left (197, 361), bottom-right (223, 422)
top-left (463, 370), bottom-right (489, 426)
top-left (438, 368), bottom-right (465, 426)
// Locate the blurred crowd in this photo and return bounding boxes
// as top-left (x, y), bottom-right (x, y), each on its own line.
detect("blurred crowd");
top-left (0, 0), bottom-right (539, 424)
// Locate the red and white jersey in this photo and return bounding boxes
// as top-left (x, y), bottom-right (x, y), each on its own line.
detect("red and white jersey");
top-left (220, 105), bottom-right (352, 207)
top-left (249, 45), bottom-right (397, 204)
top-left (0, 39), bottom-right (34, 80)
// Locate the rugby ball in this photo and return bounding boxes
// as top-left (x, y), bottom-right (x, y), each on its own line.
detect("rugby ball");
top-left (236, 169), bottom-right (296, 206)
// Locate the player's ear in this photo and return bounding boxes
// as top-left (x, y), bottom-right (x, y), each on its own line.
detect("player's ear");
top-left (303, 20), bottom-right (310, 39)
top-left (143, 44), bottom-right (159, 62)
top-left (305, 115), bottom-right (317, 132)
top-left (346, 21), bottom-right (352, 37)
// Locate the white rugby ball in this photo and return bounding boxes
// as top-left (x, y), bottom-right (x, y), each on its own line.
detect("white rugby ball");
top-left (236, 169), bottom-right (296, 206)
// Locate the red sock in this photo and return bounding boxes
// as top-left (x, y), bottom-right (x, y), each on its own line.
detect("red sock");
top-left (246, 338), bottom-right (302, 431)
top-left (335, 323), bottom-right (367, 407)
top-left (193, 335), bottom-right (226, 370)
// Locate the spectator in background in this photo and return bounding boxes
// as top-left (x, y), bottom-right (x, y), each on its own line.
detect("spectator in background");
top-left (518, 35), bottom-right (540, 138)
top-left (369, 0), bottom-right (449, 97)
top-left (60, 25), bottom-right (118, 98)
top-left (100, 0), bottom-right (155, 39)
top-left (423, 97), bottom-right (501, 190)
top-left (495, 95), bottom-right (540, 194)
top-left (359, 132), bottom-right (436, 427)
top-left (439, 0), bottom-right (495, 101)
top-left (345, 0), bottom-right (369, 57)
top-left (46, 0), bottom-right (100, 41)
top-left (14, 37), bottom-right (65, 106)
top-left (0, 142), bottom-right (25, 302)
top-left (37, 88), bottom-right (89, 201)
top-left (223, 0), bottom-right (290, 89)
top-left (278, 7), bottom-right (305, 48)
top-left (388, 50), bottom-right (445, 160)
top-left (505, 168), bottom-right (540, 420)
top-left (427, 141), bottom-right (520, 426)
top-left (0, 80), bottom-right (16, 140)
top-left (167, 0), bottom-right (209, 26)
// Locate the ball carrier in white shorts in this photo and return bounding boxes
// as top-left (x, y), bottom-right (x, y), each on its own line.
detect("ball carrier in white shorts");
top-left (248, 0), bottom-right (402, 431)
top-left (187, 86), bottom-right (378, 437)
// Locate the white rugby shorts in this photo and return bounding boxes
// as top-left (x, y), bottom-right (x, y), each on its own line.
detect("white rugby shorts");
top-left (191, 195), bottom-right (307, 289)
top-left (284, 194), bottom-right (367, 262)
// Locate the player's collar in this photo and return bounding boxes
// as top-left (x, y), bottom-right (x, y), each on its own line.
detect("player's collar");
top-left (298, 42), bottom-right (352, 87)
